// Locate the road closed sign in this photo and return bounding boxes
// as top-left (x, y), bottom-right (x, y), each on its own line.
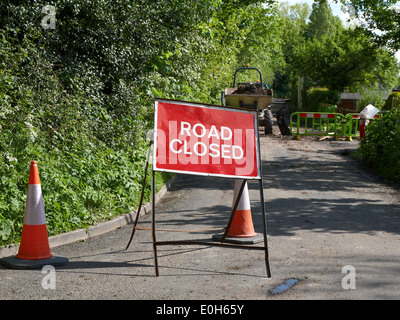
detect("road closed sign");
top-left (154, 99), bottom-right (261, 179)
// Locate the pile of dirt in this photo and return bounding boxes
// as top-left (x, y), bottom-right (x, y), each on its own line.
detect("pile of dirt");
top-left (232, 83), bottom-right (272, 95)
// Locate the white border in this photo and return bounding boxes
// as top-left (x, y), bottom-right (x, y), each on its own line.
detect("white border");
top-left (153, 99), bottom-right (261, 180)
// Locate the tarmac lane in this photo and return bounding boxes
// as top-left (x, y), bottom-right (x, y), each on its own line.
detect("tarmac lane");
top-left (0, 173), bottom-right (271, 300)
top-left (1, 134), bottom-right (400, 302)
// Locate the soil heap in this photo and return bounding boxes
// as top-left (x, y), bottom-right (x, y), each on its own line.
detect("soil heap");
top-left (232, 83), bottom-right (272, 95)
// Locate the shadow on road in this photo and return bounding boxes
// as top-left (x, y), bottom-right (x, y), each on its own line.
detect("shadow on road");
top-left (159, 152), bottom-right (400, 240)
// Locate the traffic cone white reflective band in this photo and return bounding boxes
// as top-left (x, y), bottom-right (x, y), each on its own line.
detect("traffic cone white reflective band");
top-left (227, 179), bottom-right (257, 238)
top-left (24, 159), bottom-right (46, 225)
top-left (23, 184), bottom-right (46, 225)
top-left (232, 179), bottom-right (251, 211)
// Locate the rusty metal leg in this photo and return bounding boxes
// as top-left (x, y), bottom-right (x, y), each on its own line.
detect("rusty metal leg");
top-left (126, 142), bottom-right (153, 250)
top-left (151, 170), bottom-right (159, 277)
top-left (259, 179), bottom-right (271, 278)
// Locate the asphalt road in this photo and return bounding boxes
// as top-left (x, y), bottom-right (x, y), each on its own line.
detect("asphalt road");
top-left (1, 131), bottom-right (400, 303)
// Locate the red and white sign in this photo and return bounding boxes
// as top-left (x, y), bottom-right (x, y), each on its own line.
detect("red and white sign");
top-left (153, 99), bottom-right (261, 179)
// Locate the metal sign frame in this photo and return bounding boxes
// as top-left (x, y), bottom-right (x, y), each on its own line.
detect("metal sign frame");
top-left (126, 99), bottom-right (271, 278)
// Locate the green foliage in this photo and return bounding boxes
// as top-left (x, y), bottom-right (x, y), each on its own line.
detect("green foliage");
top-left (302, 87), bottom-right (340, 112)
top-left (283, 0), bottom-right (399, 109)
top-left (382, 92), bottom-right (400, 111)
top-left (340, 0), bottom-right (400, 50)
top-left (356, 109), bottom-right (400, 184)
top-left (273, 2), bottom-right (310, 98)
top-left (1, 0), bottom-right (282, 246)
top-left (356, 89), bottom-right (387, 111)
top-left (293, 28), bottom-right (398, 92)
top-left (305, 0), bottom-right (341, 39)
top-left (0, 24), bottom-right (154, 243)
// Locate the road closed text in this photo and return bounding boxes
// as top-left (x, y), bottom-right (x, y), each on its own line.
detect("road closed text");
top-left (169, 121), bottom-right (244, 160)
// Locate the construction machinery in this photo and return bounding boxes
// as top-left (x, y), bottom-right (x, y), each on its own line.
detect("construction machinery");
top-left (221, 66), bottom-right (274, 134)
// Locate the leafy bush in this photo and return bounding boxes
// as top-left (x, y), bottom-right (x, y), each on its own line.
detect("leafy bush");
top-left (0, 1), bottom-right (192, 245)
top-left (1, 1), bottom-right (279, 246)
top-left (356, 108), bottom-right (400, 184)
top-left (382, 92), bottom-right (400, 111)
top-left (302, 87), bottom-right (340, 112)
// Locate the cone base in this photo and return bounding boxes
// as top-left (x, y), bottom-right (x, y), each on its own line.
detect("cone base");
top-left (212, 232), bottom-right (264, 244)
top-left (0, 254), bottom-right (69, 270)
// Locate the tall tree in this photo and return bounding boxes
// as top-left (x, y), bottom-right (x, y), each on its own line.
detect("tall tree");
top-left (272, 1), bottom-right (311, 97)
top-left (305, 0), bottom-right (341, 39)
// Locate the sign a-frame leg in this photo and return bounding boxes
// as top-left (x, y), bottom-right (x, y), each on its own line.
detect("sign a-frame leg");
top-left (151, 170), bottom-right (159, 277)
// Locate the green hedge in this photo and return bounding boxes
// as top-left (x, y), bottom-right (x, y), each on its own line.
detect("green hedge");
top-left (0, 0), bottom-right (201, 246)
top-left (302, 87), bottom-right (340, 112)
top-left (0, 0), bottom-right (277, 246)
top-left (356, 108), bottom-right (400, 184)
top-left (382, 92), bottom-right (400, 111)
top-left (0, 26), bottom-right (158, 245)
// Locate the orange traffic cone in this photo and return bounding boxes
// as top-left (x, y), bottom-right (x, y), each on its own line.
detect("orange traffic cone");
top-left (0, 161), bottom-right (68, 269)
top-left (226, 179), bottom-right (257, 238)
top-left (213, 179), bottom-right (263, 244)
top-left (17, 161), bottom-right (52, 260)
